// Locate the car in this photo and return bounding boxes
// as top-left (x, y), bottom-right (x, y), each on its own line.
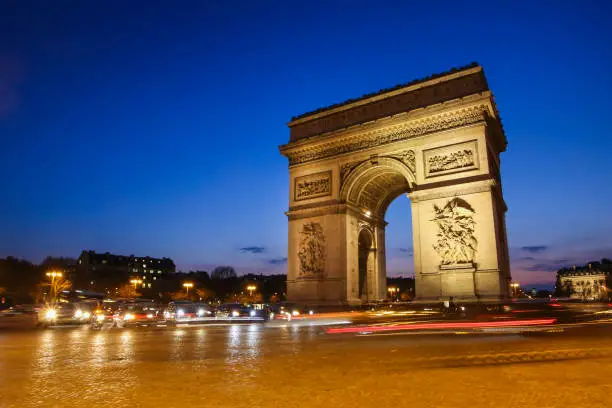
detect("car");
top-left (270, 302), bottom-right (314, 320)
top-left (90, 301), bottom-right (121, 329)
top-left (114, 301), bottom-right (164, 328)
top-left (216, 303), bottom-right (267, 321)
top-left (0, 305), bottom-right (39, 329)
top-left (165, 301), bottom-right (216, 325)
top-left (37, 302), bottom-right (94, 327)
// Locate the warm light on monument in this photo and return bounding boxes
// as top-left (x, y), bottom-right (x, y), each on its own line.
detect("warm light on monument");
top-left (280, 64), bottom-right (511, 304)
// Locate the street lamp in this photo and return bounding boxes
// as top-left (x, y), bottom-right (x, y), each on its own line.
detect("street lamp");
top-left (387, 286), bottom-right (399, 301)
top-left (130, 278), bottom-right (143, 296)
top-left (246, 284), bottom-right (257, 297)
top-left (46, 271), bottom-right (63, 302)
top-left (183, 282), bottom-right (194, 296)
top-left (46, 271), bottom-right (63, 283)
top-left (510, 282), bottom-right (520, 296)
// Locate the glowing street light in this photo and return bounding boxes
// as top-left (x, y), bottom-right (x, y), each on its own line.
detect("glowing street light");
top-left (46, 271), bottom-right (63, 283)
top-left (246, 284), bottom-right (257, 297)
top-left (387, 286), bottom-right (399, 301)
top-left (183, 282), bottom-right (194, 296)
top-left (130, 278), bottom-right (143, 296)
top-left (46, 271), bottom-right (64, 302)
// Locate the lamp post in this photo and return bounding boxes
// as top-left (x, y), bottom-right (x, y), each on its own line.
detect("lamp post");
top-left (183, 282), bottom-right (194, 297)
top-left (246, 284), bottom-right (257, 297)
top-left (46, 271), bottom-right (63, 302)
top-left (46, 271), bottom-right (63, 284)
top-left (510, 282), bottom-right (520, 297)
top-left (130, 278), bottom-right (143, 297)
top-left (387, 286), bottom-right (399, 301)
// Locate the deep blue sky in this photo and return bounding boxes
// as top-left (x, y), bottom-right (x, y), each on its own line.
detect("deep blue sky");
top-left (1, 1), bottom-right (611, 285)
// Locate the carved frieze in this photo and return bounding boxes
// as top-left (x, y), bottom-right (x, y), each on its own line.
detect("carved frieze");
top-left (408, 179), bottom-right (496, 203)
top-left (431, 198), bottom-right (477, 266)
top-left (389, 149), bottom-right (416, 173)
top-left (283, 105), bottom-right (488, 166)
top-left (423, 140), bottom-right (479, 178)
top-left (294, 171), bottom-right (332, 201)
top-left (428, 149), bottom-right (474, 173)
top-left (340, 161), bottom-right (362, 186)
top-left (297, 222), bottom-right (326, 277)
top-left (289, 69), bottom-right (487, 141)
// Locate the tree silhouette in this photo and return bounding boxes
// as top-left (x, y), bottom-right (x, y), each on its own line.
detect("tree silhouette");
top-left (211, 266), bottom-right (237, 279)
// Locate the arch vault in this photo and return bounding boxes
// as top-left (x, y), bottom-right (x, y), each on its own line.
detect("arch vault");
top-left (279, 64), bottom-right (511, 304)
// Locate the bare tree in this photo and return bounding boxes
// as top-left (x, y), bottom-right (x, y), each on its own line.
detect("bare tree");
top-left (211, 266), bottom-right (237, 279)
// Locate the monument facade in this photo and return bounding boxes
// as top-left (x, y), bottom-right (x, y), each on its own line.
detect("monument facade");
top-left (280, 64), bottom-right (511, 304)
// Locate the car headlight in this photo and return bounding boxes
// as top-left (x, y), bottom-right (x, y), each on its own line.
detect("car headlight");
top-left (309, 310), bottom-right (314, 315)
top-left (45, 309), bottom-right (57, 320)
top-left (269, 312), bottom-right (275, 319)
top-left (231, 310), bottom-right (240, 317)
top-left (197, 308), bottom-right (205, 317)
top-left (74, 309), bottom-right (83, 318)
top-left (250, 310), bottom-right (256, 317)
top-left (96, 314), bottom-right (105, 322)
top-left (292, 310), bottom-right (299, 316)
top-left (177, 309), bottom-right (185, 317)
top-left (124, 313), bottom-right (134, 320)
top-left (146, 313), bottom-right (154, 319)
top-left (83, 312), bottom-right (91, 319)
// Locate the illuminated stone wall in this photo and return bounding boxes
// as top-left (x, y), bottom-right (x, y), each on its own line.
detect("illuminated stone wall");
top-left (280, 65), bottom-right (511, 304)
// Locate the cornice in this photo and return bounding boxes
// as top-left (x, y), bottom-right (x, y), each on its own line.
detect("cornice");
top-left (289, 65), bottom-right (483, 125)
top-left (280, 102), bottom-right (491, 166)
top-left (408, 179), bottom-right (496, 203)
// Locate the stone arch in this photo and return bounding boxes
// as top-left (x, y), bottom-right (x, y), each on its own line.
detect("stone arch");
top-left (357, 227), bottom-right (375, 301)
top-left (340, 157), bottom-right (416, 218)
top-left (281, 65), bottom-right (511, 305)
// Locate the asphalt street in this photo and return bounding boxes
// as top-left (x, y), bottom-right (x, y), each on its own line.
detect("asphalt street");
top-left (2, 318), bottom-right (612, 408)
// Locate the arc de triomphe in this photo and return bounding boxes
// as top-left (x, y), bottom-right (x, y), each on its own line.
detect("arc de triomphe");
top-left (279, 64), bottom-right (511, 304)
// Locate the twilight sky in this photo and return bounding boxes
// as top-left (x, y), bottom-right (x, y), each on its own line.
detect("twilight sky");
top-left (1, 1), bottom-right (611, 286)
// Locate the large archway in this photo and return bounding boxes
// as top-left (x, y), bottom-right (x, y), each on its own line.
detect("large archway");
top-left (280, 64), bottom-right (511, 304)
top-left (339, 157), bottom-right (415, 303)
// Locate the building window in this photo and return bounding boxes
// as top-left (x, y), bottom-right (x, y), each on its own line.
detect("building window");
top-left (158, 271), bottom-right (162, 274)
top-left (153, 276), bottom-right (156, 280)
top-left (147, 283), bottom-right (151, 288)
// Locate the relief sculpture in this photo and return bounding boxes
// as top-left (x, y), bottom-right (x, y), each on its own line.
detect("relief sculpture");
top-left (294, 171), bottom-right (331, 201)
top-left (298, 222), bottom-right (326, 277)
top-left (340, 161), bottom-right (362, 186)
top-left (431, 198), bottom-right (477, 266)
top-left (428, 149), bottom-right (475, 174)
top-left (390, 149), bottom-right (416, 173)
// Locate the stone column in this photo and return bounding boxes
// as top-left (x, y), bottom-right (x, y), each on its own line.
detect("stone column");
top-left (375, 224), bottom-right (387, 301)
top-left (409, 179), bottom-right (509, 302)
top-left (286, 211), bottom-right (349, 304)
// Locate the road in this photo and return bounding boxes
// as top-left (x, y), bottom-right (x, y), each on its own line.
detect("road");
top-left (1, 319), bottom-right (612, 408)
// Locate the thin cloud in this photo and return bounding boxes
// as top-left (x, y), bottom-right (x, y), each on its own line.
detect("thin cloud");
top-left (240, 246), bottom-right (265, 254)
top-left (526, 259), bottom-right (570, 272)
top-left (267, 257), bottom-right (288, 265)
top-left (521, 245), bottom-right (548, 254)
top-left (397, 248), bottom-right (413, 256)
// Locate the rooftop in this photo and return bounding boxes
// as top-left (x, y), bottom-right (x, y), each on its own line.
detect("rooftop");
top-left (291, 62), bottom-right (480, 122)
